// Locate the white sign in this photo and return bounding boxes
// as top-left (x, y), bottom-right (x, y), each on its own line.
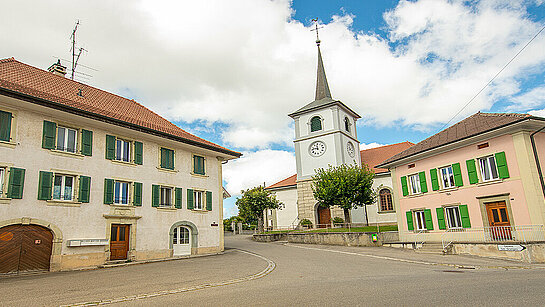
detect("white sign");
top-left (67, 239), bottom-right (109, 247)
top-left (498, 244), bottom-right (525, 252)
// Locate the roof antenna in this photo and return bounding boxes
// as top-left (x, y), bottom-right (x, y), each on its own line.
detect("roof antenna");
top-left (70, 20), bottom-right (87, 80)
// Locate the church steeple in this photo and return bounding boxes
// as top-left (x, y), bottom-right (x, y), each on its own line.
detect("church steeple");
top-left (313, 23), bottom-right (332, 101)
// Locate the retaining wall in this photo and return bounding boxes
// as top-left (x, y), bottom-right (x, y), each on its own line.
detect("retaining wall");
top-left (253, 231), bottom-right (399, 247)
top-left (452, 242), bottom-right (545, 263)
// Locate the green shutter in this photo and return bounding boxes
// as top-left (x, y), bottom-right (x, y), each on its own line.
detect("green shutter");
top-left (37, 171), bottom-right (53, 200)
top-left (81, 129), bottom-right (93, 156)
top-left (0, 110), bottom-right (12, 142)
top-left (152, 184), bottom-right (160, 207)
top-left (187, 188), bottom-right (194, 210)
top-left (104, 179), bottom-right (114, 204)
top-left (406, 211), bottom-right (414, 231)
top-left (430, 169), bottom-right (439, 191)
top-left (459, 205), bottom-right (471, 228)
top-left (310, 117), bottom-right (322, 132)
top-left (105, 135), bottom-right (116, 160)
top-left (133, 182), bottom-right (142, 206)
top-left (466, 159), bottom-right (479, 184)
top-left (495, 152), bottom-right (510, 179)
top-left (424, 209), bottom-right (434, 230)
top-left (7, 168), bottom-right (25, 199)
top-left (160, 148), bottom-right (174, 169)
top-left (436, 207), bottom-right (446, 230)
top-left (134, 141), bottom-right (143, 165)
top-left (194, 156), bottom-right (205, 175)
top-left (160, 148), bottom-right (166, 168)
top-left (452, 163), bottom-right (463, 187)
top-left (42, 120), bottom-right (56, 149)
top-left (206, 191), bottom-right (212, 211)
top-left (401, 176), bottom-right (409, 197)
top-left (175, 187), bottom-right (183, 209)
top-left (169, 150), bottom-right (175, 170)
top-left (78, 176), bottom-right (91, 203)
top-left (419, 172), bottom-right (428, 193)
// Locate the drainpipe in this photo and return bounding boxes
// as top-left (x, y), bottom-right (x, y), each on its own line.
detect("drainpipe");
top-left (530, 126), bottom-right (545, 198)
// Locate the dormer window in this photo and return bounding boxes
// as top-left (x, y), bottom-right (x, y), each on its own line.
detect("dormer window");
top-left (344, 117), bottom-right (350, 132)
top-left (310, 116), bottom-right (322, 132)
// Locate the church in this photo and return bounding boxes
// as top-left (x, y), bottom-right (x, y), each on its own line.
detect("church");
top-left (265, 34), bottom-right (411, 229)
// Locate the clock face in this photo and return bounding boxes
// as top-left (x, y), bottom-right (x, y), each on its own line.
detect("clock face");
top-left (347, 142), bottom-right (355, 157)
top-left (309, 141), bottom-right (326, 157)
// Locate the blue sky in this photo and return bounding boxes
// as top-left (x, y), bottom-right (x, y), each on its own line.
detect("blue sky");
top-left (2, 0), bottom-right (545, 218)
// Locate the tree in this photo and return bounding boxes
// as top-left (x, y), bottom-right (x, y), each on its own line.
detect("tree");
top-left (312, 163), bottom-right (375, 224)
top-left (236, 186), bottom-right (282, 233)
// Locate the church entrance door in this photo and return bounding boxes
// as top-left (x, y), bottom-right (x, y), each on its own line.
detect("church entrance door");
top-left (317, 206), bottom-right (331, 228)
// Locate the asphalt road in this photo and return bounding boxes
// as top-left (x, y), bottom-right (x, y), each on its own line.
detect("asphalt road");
top-left (1, 235), bottom-right (545, 306)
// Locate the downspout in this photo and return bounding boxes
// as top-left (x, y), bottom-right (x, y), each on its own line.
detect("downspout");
top-left (530, 126), bottom-right (545, 198)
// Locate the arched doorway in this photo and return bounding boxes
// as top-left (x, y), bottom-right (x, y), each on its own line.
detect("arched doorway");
top-left (172, 226), bottom-right (191, 256)
top-left (0, 224), bottom-right (53, 274)
top-left (316, 206), bottom-right (331, 228)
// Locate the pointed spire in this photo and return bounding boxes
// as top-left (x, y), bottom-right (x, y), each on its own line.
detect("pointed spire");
top-left (311, 20), bottom-right (332, 101)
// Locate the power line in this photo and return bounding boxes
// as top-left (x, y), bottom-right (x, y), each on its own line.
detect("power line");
top-left (438, 24), bottom-right (545, 131)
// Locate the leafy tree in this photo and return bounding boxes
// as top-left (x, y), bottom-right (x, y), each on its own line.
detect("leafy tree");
top-left (312, 163), bottom-right (375, 224)
top-left (236, 186), bottom-right (282, 233)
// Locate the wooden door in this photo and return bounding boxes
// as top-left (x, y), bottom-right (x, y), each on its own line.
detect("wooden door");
top-left (486, 201), bottom-right (512, 240)
top-left (317, 206), bottom-right (331, 228)
top-left (0, 225), bottom-right (53, 274)
top-left (110, 224), bottom-right (130, 260)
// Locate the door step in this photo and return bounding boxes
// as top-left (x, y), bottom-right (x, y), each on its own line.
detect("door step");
top-left (415, 243), bottom-right (446, 254)
top-left (101, 259), bottom-right (131, 267)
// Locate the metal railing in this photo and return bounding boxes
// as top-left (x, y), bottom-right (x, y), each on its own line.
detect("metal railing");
top-left (440, 225), bottom-right (545, 246)
top-left (414, 230), bottom-right (426, 249)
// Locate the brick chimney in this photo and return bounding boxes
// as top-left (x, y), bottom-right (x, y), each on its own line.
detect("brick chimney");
top-left (48, 60), bottom-right (67, 77)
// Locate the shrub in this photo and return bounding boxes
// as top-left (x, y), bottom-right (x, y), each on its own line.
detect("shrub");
top-left (299, 219), bottom-right (313, 227)
top-left (332, 217), bottom-right (344, 225)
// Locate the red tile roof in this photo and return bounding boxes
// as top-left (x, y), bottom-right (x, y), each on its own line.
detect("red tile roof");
top-left (0, 58), bottom-right (241, 157)
top-left (378, 112), bottom-right (533, 167)
top-left (361, 142), bottom-right (414, 174)
top-left (265, 142), bottom-right (412, 189)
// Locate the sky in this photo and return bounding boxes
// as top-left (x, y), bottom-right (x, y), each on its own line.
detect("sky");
top-left (2, 0), bottom-right (545, 218)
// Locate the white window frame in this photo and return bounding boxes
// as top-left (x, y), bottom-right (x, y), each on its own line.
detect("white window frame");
top-left (52, 174), bottom-right (76, 201)
top-left (56, 125), bottom-right (78, 153)
top-left (440, 166), bottom-right (455, 189)
top-left (478, 155), bottom-right (499, 182)
top-left (115, 138), bottom-right (132, 163)
top-left (408, 174), bottom-right (421, 195)
top-left (114, 181), bottom-right (131, 205)
top-left (0, 167), bottom-right (5, 197)
top-left (193, 190), bottom-right (204, 210)
top-left (444, 206), bottom-right (462, 229)
top-left (160, 186), bottom-right (173, 207)
top-left (414, 210), bottom-right (427, 231)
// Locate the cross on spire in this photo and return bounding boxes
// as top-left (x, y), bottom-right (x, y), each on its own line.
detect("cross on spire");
top-left (310, 18), bottom-right (323, 46)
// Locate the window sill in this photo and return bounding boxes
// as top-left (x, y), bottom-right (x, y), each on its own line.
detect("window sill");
top-left (157, 167), bottom-right (178, 174)
top-left (191, 172), bottom-right (208, 178)
top-left (46, 200), bottom-right (82, 207)
top-left (110, 204), bottom-right (135, 208)
top-left (377, 210), bottom-right (395, 214)
top-left (0, 140), bottom-right (16, 149)
top-left (156, 206), bottom-right (177, 211)
top-left (49, 149), bottom-right (84, 159)
top-left (190, 209), bottom-right (209, 213)
top-left (0, 197), bottom-right (11, 204)
top-left (438, 186), bottom-right (459, 193)
top-left (406, 193), bottom-right (424, 198)
top-left (476, 179), bottom-right (503, 187)
top-left (111, 160), bottom-right (137, 167)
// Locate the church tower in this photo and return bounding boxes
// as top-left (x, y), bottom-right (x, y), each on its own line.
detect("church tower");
top-left (288, 25), bottom-right (362, 225)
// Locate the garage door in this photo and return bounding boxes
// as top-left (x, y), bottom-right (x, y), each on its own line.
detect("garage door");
top-left (0, 224), bottom-right (53, 274)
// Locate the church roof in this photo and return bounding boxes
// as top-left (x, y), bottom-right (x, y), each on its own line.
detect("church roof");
top-left (377, 112), bottom-right (534, 168)
top-left (0, 58), bottom-right (241, 157)
top-left (265, 174), bottom-right (297, 190)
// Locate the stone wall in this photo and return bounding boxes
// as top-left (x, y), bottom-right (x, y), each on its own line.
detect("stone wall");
top-left (296, 179), bottom-right (344, 225)
top-left (253, 231), bottom-right (399, 247)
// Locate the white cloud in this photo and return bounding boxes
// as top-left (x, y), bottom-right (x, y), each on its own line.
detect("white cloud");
top-left (360, 142), bottom-right (386, 150)
top-left (509, 86), bottom-right (545, 111)
top-left (1, 0), bottom-right (544, 150)
top-left (223, 149), bottom-right (295, 196)
top-left (529, 108), bottom-right (545, 117)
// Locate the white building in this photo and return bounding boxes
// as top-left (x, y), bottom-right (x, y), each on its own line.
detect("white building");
top-left (0, 58), bottom-right (240, 273)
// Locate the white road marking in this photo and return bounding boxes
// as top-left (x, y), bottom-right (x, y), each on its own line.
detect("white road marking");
top-left (61, 250), bottom-right (276, 307)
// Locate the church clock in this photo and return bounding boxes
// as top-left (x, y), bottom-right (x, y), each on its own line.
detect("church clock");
top-left (309, 141), bottom-right (326, 157)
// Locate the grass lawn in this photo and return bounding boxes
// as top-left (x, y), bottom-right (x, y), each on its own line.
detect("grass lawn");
top-left (260, 225), bottom-right (398, 234)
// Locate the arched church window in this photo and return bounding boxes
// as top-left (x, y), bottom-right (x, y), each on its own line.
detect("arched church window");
top-left (344, 117), bottom-right (350, 132)
top-left (310, 116), bottom-right (322, 132)
top-left (379, 189), bottom-right (394, 211)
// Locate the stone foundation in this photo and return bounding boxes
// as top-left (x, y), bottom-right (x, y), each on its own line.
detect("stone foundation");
top-left (296, 179), bottom-right (344, 225)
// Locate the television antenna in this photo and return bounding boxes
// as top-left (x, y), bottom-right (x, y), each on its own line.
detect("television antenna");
top-left (69, 20), bottom-right (87, 80)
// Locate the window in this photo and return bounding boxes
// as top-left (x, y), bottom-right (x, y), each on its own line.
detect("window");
top-left (160, 148), bottom-right (175, 170)
top-left (0, 167), bottom-right (5, 197)
top-left (344, 117), bottom-right (350, 132)
top-left (56, 126), bottom-right (78, 153)
top-left (116, 139), bottom-right (131, 162)
top-left (414, 210), bottom-right (427, 231)
top-left (52, 174), bottom-right (75, 201)
top-left (408, 174), bottom-right (421, 194)
top-left (440, 166), bottom-right (455, 189)
top-left (160, 186), bottom-right (173, 207)
top-left (193, 190), bottom-right (204, 210)
top-left (0, 110), bottom-right (12, 142)
top-left (114, 181), bottom-right (130, 205)
top-left (478, 155), bottom-right (499, 182)
top-left (379, 189), bottom-right (393, 211)
top-left (193, 155), bottom-right (205, 175)
top-left (310, 116), bottom-right (322, 132)
top-left (445, 206), bottom-right (462, 229)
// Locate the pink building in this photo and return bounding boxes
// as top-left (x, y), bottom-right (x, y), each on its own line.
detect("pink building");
top-left (378, 112), bottom-right (545, 247)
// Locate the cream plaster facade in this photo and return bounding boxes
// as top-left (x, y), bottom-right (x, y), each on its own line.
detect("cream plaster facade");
top-left (0, 93), bottom-right (237, 271)
top-left (351, 173), bottom-right (397, 225)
